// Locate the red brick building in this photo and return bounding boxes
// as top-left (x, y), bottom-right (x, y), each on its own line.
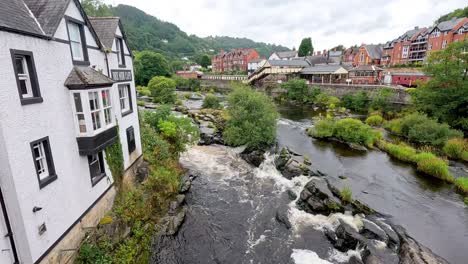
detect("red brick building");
top-left (176, 71), bottom-right (202, 79)
top-left (353, 44), bottom-right (383, 66)
top-left (342, 47), bottom-right (359, 65)
top-left (384, 17), bottom-right (467, 66)
top-left (211, 48), bottom-right (260, 73)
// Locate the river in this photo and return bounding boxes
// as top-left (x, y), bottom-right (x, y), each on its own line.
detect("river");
top-left (152, 102), bottom-right (468, 264)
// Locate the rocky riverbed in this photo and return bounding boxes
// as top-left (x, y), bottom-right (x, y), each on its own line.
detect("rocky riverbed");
top-left (148, 98), bottom-right (466, 264)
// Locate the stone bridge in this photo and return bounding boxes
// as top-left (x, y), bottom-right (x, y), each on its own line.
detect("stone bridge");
top-left (200, 75), bottom-right (248, 90)
top-left (266, 83), bottom-right (411, 105)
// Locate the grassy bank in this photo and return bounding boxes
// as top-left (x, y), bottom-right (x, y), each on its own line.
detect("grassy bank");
top-left (377, 141), bottom-right (454, 182)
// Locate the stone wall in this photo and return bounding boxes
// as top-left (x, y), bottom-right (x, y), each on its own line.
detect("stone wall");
top-left (200, 79), bottom-right (243, 91)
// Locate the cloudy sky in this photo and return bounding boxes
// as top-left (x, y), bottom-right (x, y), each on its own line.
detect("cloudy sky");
top-left (105, 0), bottom-right (466, 51)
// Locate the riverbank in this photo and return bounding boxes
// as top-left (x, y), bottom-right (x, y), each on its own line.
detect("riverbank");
top-left (146, 96), bottom-right (465, 263)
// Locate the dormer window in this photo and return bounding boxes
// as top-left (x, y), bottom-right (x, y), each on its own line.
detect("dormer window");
top-left (116, 38), bottom-right (126, 67)
top-left (67, 19), bottom-right (89, 65)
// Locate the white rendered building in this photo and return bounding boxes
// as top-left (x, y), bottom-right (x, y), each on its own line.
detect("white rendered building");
top-left (0, 0), bottom-right (142, 263)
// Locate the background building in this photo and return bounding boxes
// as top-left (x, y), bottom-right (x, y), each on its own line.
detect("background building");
top-left (211, 48), bottom-right (260, 73)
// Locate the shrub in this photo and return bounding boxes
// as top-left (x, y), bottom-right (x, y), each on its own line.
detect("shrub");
top-left (148, 76), bottom-right (177, 104)
top-left (387, 113), bottom-right (463, 147)
top-left (454, 177), bottom-right (468, 194)
top-left (341, 91), bottom-right (369, 112)
top-left (366, 115), bottom-right (384, 126)
top-left (136, 86), bottom-right (151, 96)
top-left (333, 118), bottom-right (378, 147)
top-left (76, 243), bottom-right (112, 264)
top-left (143, 105), bottom-right (172, 131)
top-left (413, 152), bottom-right (437, 163)
top-left (369, 88), bottom-right (394, 112)
top-left (384, 118), bottom-right (402, 134)
top-left (416, 157), bottom-right (453, 182)
top-left (223, 85), bottom-right (278, 149)
top-left (443, 138), bottom-right (467, 159)
top-left (309, 118), bottom-right (335, 138)
top-left (202, 93), bottom-right (222, 109)
top-left (340, 187), bottom-right (352, 204)
top-left (137, 100), bottom-right (145, 106)
top-left (463, 151), bottom-right (468, 162)
top-left (314, 93), bottom-right (340, 108)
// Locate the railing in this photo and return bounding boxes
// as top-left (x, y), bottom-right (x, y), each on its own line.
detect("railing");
top-left (202, 75), bottom-right (248, 81)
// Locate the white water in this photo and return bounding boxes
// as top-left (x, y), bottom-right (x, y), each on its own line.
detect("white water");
top-left (179, 145), bottom-right (364, 263)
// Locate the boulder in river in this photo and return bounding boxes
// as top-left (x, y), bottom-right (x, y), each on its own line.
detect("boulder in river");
top-left (275, 209), bottom-right (292, 229)
top-left (240, 148), bottom-right (266, 167)
top-left (334, 219), bottom-right (367, 251)
top-left (297, 178), bottom-right (343, 214)
top-left (275, 147), bottom-right (311, 179)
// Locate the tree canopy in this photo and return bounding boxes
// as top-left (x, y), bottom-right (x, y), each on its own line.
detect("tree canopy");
top-left (298, 38), bottom-right (314, 57)
top-left (147, 76), bottom-right (177, 104)
top-left (412, 40), bottom-right (468, 134)
top-left (436, 6), bottom-right (468, 23)
top-left (134, 51), bottom-right (171, 86)
top-left (223, 85), bottom-right (279, 149)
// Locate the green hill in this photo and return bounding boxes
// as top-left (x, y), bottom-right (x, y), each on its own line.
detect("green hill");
top-left (436, 6), bottom-right (468, 23)
top-left (108, 4), bottom-right (289, 58)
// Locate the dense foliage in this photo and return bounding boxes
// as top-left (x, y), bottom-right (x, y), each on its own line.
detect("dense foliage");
top-left (384, 113), bottom-right (463, 147)
top-left (148, 76), bottom-right (177, 104)
top-left (173, 77), bottom-right (200, 91)
top-left (134, 51), bottom-right (171, 86)
top-left (341, 92), bottom-right (369, 112)
top-left (443, 138), bottom-right (468, 160)
top-left (223, 85), bottom-right (279, 149)
top-left (310, 118), bottom-right (381, 148)
top-left (202, 94), bottom-right (222, 109)
top-left (298, 37), bottom-right (314, 57)
top-left (85, 3), bottom-right (289, 58)
top-left (411, 40), bottom-right (468, 134)
top-left (365, 115), bottom-right (384, 127)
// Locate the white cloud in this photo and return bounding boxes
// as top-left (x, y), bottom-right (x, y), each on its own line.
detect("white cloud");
top-left (105, 0), bottom-right (466, 50)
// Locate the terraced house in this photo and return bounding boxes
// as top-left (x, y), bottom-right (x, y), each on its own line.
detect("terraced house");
top-left (383, 17), bottom-right (467, 66)
top-left (0, 0), bottom-right (142, 263)
top-left (211, 48), bottom-right (260, 73)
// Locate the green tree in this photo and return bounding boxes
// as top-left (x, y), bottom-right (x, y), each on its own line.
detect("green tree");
top-left (223, 85), bottom-right (279, 149)
top-left (148, 76), bottom-right (177, 104)
top-left (200, 54), bottom-right (212, 68)
top-left (81, 0), bottom-right (112, 17)
top-left (202, 94), bottom-right (221, 109)
top-left (436, 6), bottom-right (468, 23)
top-left (298, 37), bottom-right (313, 57)
top-left (282, 79), bottom-right (309, 102)
top-left (412, 40), bottom-right (468, 133)
top-left (134, 51), bottom-right (171, 86)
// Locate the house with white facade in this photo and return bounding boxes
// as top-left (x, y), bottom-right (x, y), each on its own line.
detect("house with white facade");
top-left (0, 0), bottom-right (142, 263)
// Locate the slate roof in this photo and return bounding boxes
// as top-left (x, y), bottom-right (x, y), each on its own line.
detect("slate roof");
top-left (89, 17), bottom-right (120, 48)
top-left (275, 51), bottom-right (298, 59)
top-left (65, 66), bottom-right (114, 89)
top-left (300, 65), bottom-right (347, 74)
top-left (24, 0), bottom-right (71, 36)
top-left (267, 59), bottom-right (310, 67)
top-left (303, 55), bottom-right (334, 65)
top-left (436, 17), bottom-right (465, 31)
top-left (365, 45), bottom-right (383, 59)
top-left (328, 51), bottom-right (343, 57)
top-left (349, 65), bottom-right (383, 72)
top-left (0, 0), bottom-right (45, 36)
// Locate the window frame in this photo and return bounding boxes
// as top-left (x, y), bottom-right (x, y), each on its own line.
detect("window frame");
top-left (118, 84), bottom-right (133, 117)
top-left (10, 49), bottom-right (43, 105)
top-left (87, 151), bottom-right (106, 187)
top-left (30, 137), bottom-right (57, 189)
top-left (126, 126), bottom-right (136, 154)
top-left (65, 16), bottom-right (90, 66)
top-left (116, 37), bottom-right (126, 67)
